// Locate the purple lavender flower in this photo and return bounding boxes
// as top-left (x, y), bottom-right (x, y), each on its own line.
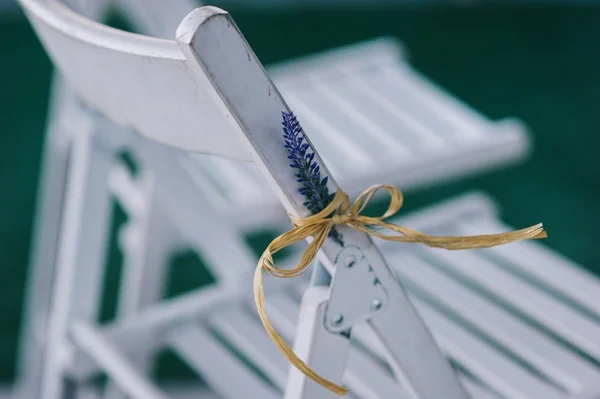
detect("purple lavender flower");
top-left (282, 111), bottom-right (343, 245)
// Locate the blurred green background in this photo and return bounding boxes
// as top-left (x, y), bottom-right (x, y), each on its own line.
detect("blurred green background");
top-left (1, 1), bottom-right (599, 385)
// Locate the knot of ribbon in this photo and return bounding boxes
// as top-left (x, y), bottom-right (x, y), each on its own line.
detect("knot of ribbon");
top-left (254, 185), bottom-right (546, 396)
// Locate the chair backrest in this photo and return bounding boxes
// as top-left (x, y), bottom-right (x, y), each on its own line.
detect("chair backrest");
top-left (20, 1), bottom-right (252, 161)
top-left (20, 1), bottom-right (338, 218)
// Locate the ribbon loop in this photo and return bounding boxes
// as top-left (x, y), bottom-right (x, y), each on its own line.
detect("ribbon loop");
top-left (254, 186), bottom-right (546, 396)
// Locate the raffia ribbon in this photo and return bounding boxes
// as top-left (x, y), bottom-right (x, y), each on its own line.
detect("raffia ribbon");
top-left (254, 185), bottom-right (546, 396)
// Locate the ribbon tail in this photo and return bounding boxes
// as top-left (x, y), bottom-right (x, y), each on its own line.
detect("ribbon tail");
top-left (362, 221), bottom-right (546, 250)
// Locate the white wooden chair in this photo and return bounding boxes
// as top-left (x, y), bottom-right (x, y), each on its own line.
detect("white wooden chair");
top-left (16, 1), bottom-right (600, 399)
top-left (15, 1), bottom-right (535, 397)
top-left (17, 2), bottom-right (470, 398)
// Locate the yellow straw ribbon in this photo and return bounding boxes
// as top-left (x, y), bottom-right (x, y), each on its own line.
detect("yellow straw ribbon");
top-left (254, 185), bottom-right (547, 396)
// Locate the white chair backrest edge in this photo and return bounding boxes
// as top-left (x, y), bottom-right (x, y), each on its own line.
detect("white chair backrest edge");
top-left (18, 0), bottom-right (253, 161)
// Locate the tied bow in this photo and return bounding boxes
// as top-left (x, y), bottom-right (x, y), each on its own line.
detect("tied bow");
top-left (254, 185), bottom-right (546, 395)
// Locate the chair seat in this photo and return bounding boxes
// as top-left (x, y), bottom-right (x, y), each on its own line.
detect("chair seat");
top-left (184, 38), bottom-right (530, 229)
top-left (374, 192), bottom-right (600, 399)
top-left (79, 192), bottom-right (599, 399)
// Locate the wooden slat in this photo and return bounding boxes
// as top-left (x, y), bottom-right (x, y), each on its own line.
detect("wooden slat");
top-left (417, 247), bottom-right (600, 362)
top-left (208, 307), bottom-right (289, 387)
top-left (167, 324), bottom-right (279, 399)
top-left (389, 251), bottom-right (600, 393)
top-left (460, 218), bottom-right (600, 320)
top-left (325, 71), bottom-right (448, 150)
top-left (411, 299), bottom-right (564, 399)
top-left (71, 323), bottom-right (168, 399)
top-left (382, 64), bottom-right (491, 137)
top-left (304, 76), bottom-right (414, 158)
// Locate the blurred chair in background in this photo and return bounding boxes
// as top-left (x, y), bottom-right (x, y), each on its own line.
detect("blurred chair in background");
top-left (16, 0), bottom-right (600, 398)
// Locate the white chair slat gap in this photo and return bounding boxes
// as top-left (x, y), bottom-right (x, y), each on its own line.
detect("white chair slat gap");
top-left (322, 69), bottom-right (449, 150)
top-left (208, 306), bottom-right (290, 387)
top-left (414, 246), bottom-right (600, 362)
top-left (388, 250), bottom-right (600, 394)
top-left (458, 379), bottom-right (504, 399)
top-left (460, 218), bottom-right (600, 320)
top-left (300, 75), bottom-right (416, 158)
top-left (383, 63), bottom-right (492, 138)
top-left (166, 324), bottom-right (281, 399)
top-left (411, 298), bottom-right (565, 399)
top-left (70, 322), bottom-right (169, 399)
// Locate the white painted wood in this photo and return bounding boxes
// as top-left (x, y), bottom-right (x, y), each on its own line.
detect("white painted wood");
top-left (135, 139), bottom-right (257, 286)
top-left (208, 306), bottom-right (290, 388)
top-left (70, 322), bottom-right (169, 399)
top-left (40, 127), bottom-right (114, 399)
top-left (411, 298), bottom-right (564, 399)
top-left (21, 4), bottom-right (471, 397)
top-left (369, 192), bottom-right (600, 398)
top-left (460, 218), bottom-right (600, 320)
top-left (417, 247), bottom-right (600, 361)
top-left (19, 0), bottom-right (251, 159)
top-left (182, 39), bottom-right (530, 231)
top-left (176, 9), bottom-right (469, 398)
top-left (21, 2), bottom-right (595, 398)
top-left (12, 75), bottom-right (79, 399)
top-left (167, 324), bottom-right (280, 399)
top-left (266, 37), bottom-right (407, 81)
top-left (389, 251), bottom-right (600, 393)
top-left (106, 163), bottom-right (182, 399)
top-left (70, 284), bottom-right (237, 379)
top-left (16, 0), bottom-right (199, 396)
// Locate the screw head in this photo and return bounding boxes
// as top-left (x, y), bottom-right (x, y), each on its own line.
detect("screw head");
top-left (344, 255), bottom-right (357, 268)
top-left (332, 314), bottom-right (344, 325)
top-left (371, 298), bottom-right (383, 311)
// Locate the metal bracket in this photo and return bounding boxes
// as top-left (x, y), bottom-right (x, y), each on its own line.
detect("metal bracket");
top-left (324, 246), bottom-right (388, 333)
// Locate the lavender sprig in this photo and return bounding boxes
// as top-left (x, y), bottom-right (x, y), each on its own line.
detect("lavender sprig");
top-left (282, 111), bottom-right (343, 245)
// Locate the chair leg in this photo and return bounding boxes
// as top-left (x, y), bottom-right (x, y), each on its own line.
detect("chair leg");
top-left (13, 76), bottom-right (82, 399)
top-left (104, 173), bottom-right (180, 399)
top-left (40, 128), bottom-right (114, 399)
top-left (284, 286), bottom-right (350, 399)
top-left (70, 322), bottom-right (169, 399)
